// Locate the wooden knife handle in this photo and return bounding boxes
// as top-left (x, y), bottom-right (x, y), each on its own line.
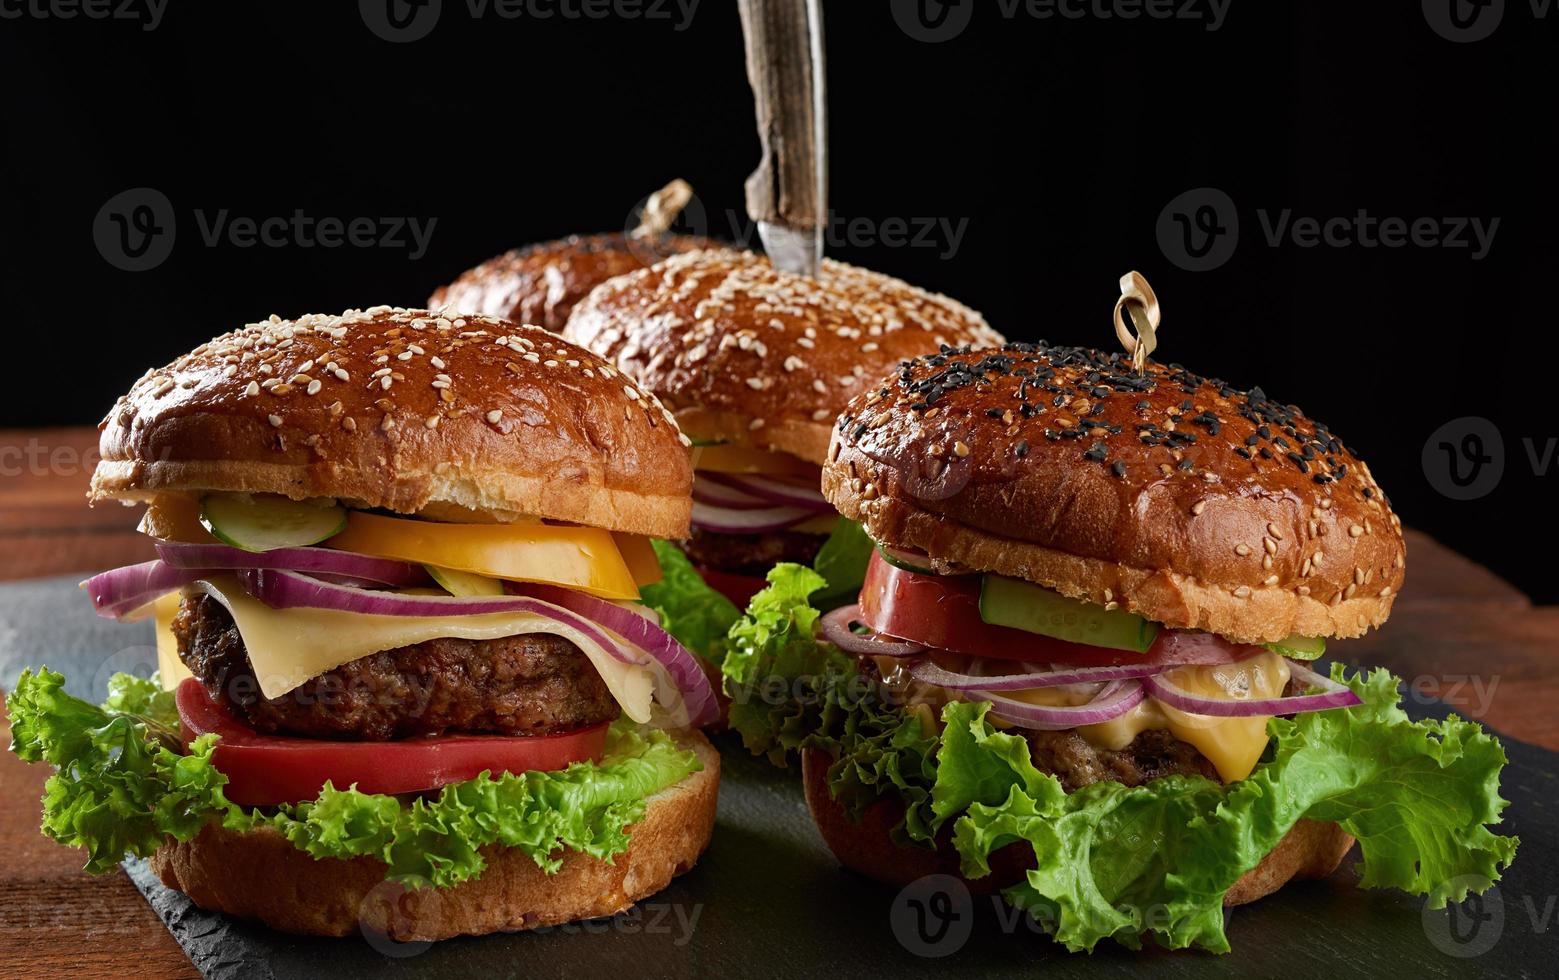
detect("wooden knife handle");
top-left (738, 0), bottom-right (827, 232)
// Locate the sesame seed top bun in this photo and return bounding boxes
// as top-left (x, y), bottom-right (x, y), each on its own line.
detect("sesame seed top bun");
top-left (563, 249), bottom-right (1004, 465)
top-left (91, 306), bottom-right (693, 538)
top-left (823, 342), bottom-right (1405, 643)
top-left (429, 233), bottom-right (711, 332)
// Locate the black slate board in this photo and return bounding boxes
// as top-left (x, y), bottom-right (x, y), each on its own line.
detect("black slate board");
top-left (3, 575), bottom-right (1552, 979)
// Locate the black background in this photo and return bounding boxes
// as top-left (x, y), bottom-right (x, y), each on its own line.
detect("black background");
top-left (2, 1), bottom-right (1553, 600)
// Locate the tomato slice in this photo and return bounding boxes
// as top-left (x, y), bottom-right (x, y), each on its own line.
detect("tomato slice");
top-left (175, 679), bottom-right (608, 807)
top-left (857, 552), bottom-right (1258, 667)
top-left (694, 563), bottom-right (767, 609)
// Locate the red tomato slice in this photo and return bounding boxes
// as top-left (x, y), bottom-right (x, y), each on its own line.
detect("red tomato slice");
top-left (176, 679), bottom-right (609, 807)
top-left (694, 563), bottom-right (768, 609)
top-left (857, 552), bottom-right (1258, 667)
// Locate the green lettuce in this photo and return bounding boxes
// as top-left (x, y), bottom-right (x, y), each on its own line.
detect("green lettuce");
top-left (809, 519), bottom-right (874, 610)
top-left (6, 669), bottom-right (700, 889)
top-left (719, 582), bottom-right (1518, 953)
top-left (639, 539), bottom-right (740, 668)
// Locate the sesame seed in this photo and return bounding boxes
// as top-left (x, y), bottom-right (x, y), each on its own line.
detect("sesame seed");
top-left (1235, 544), bottom-right (1252, 556)
top-left (1263, 574), bottom-right (1280, 586)
top-left (267, 414), bottom-right (283, 428)
top-left (1266, 522), bottom-right (1283, 540)
top-left (306, 380), bottom-right (322, 396)
top-left (1263, 538), bottom-right (1277, 555)
top-left (1348, 524), bottom-right (1364, 537)
top-left (243, 381), bottom-right (260, 397)
top-left (486, 410), bottom-right (503, 424)
top-left (1190, 500), bottom-right (1206, 516)
top-left (424, 415), bottom-right (440, 429)
top-left (342, 416), bottom-right (357, 431)
top-left (953, 441), bottom-right (971, 457)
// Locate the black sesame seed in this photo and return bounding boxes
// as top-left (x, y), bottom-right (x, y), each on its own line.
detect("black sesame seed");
top-left (1015, 441), bottom-right (1029, 458)
top-left (1084, 443), bottom-right (1107, 462)
top-left (1111, 460), bottom-right (1127, 478)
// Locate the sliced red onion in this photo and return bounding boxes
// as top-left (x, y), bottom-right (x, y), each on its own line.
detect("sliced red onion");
top-left (818, 604), bottom-right (926, 658)
top-left (691, 475), bottom-right (771, 509)
top-left (691, 500), bottom-right (814, 534)
top-left (512, 584), bottom-right (717, 728)
top-left (155, 541), bottom-right (425, 586)
top-left (704, 473), bottom-right (833, 512)
top-left (908, 658), bottom-right (1166, 692)
top-left (1142, 659), bottom-right (1362, 717)
top-left (975, 679), bottom-right (1146, 730)
top-left (83, 560), bottom-right (203, 620)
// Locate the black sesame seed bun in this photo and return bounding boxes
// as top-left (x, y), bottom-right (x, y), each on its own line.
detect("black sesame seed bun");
top-left (90, 306), bottom-right (694, 538)
top-left (564, 249), bottom-right (1004, 465)
top-left (430, 233), bottom-right (712, 332)
top-left (822, 342), bottom-right (1406, 643)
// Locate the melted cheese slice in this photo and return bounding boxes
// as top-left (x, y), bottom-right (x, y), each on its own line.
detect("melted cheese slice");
top-left (153, 591), bottom-right (195, 689)
top-left (1004, 652), bottom-right (1292, 783)
top-left (187, 575), bottom-right (658, 722)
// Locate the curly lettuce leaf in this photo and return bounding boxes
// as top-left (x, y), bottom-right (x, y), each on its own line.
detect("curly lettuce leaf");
top-left (7, 670), bottom-right (700, 889)
top-left (809, 519), bottom-right (874, 610)
top-left (949, 667), bottom-right (1518, 952)
top-left (639, 540), bottom-right (740, 668)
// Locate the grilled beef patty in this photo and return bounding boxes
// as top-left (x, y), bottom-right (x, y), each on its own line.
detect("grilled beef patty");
top-left (172, 594), bottom-right (618, 740)
top-left (1025, 728), bottom-right (1219, 792)
top-left (677, 526), bottom-right (828, 576)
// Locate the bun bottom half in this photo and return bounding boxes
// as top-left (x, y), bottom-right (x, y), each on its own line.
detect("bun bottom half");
top-left (800, 747), bottom-right (1353, 909)
top-left (149, 732), bottom-right (719, 940)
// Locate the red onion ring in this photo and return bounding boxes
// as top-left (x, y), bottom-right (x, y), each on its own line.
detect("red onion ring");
top-left (155, 541), bottom-right (425, 586)
top-left (1142, 658), bottom-right (1362, 717)
top-left (702, 473), bottom-right (833, 512)
top-left (817, 604), bottom-right (926, 657)
top-left (83, 560), bottom-right (204, 620)
top-left (690, 500), bottom-right (814, 534)
top-left (908, 658), bottom-right (1167, 691)
top-left (975, 679), bottom-right (1147, 730)
top-left (691, 475), bottom-right (772, 509)
top-left (510, 584), bottom-right (718, 728)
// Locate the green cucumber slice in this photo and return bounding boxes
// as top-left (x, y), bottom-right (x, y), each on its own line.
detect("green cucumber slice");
top-left (199, 493), bottom-right (346, 553)
top-left (978, 575), bottom-right (1157, 652)
top-left (876, 542), bottom-right (938, 575)
top-left (1265, 634), bottom-right (1326, 660)
top-left (426, 565), bottom-right (505, 597)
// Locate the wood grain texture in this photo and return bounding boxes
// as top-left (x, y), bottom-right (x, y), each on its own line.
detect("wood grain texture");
top-left (0, 425), bottom-right (1550, 976)
top-left (737, 0), bottom-right (826, 229)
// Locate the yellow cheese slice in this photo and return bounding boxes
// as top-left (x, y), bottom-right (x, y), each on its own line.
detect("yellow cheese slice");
top-left (1001, 651), bottom-right (1292, 783)
top-left (153, 591), bottom-right (194, 691)
top-left (188, 575), bottom-right (658, 722)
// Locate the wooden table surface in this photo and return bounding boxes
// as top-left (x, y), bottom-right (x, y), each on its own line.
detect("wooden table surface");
top-left (1, 426), bottom-right (1554, 978)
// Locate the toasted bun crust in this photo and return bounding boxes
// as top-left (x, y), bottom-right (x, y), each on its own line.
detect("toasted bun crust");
top-left (800, 747), bottom-right (1353, 908)
top-left (91, 306), bottom-right (693, 537)
top-left (429, 233), bottom-right (711, 332)
top-left (148, 732), bottom-right (719, 940)
top-left (824, 343), bottom-right (1405, 642)
top-left (564, 249), bottom-right (1002, 465)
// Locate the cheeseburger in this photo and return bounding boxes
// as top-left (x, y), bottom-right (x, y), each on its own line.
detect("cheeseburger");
top-left (723, 340), bottom-right (1516, 952)
top-left (9, 307), bottom-right (720, 940)
top-left (564, 248), bottom-right (1003, 605)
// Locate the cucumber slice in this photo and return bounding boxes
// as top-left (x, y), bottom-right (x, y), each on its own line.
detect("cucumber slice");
top-left (199, 493), bottom-right (346, 553)
top-left (876, 542), bottom-right (938, 575)
top-left (426, 565), bottom-right (506, 597)
top-left (688, 438), bottom-right (729, 447)
top-left (978, 575), bottom-right (1157, 652)
top-left (1265, 634), bottom-right (1326, 660)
